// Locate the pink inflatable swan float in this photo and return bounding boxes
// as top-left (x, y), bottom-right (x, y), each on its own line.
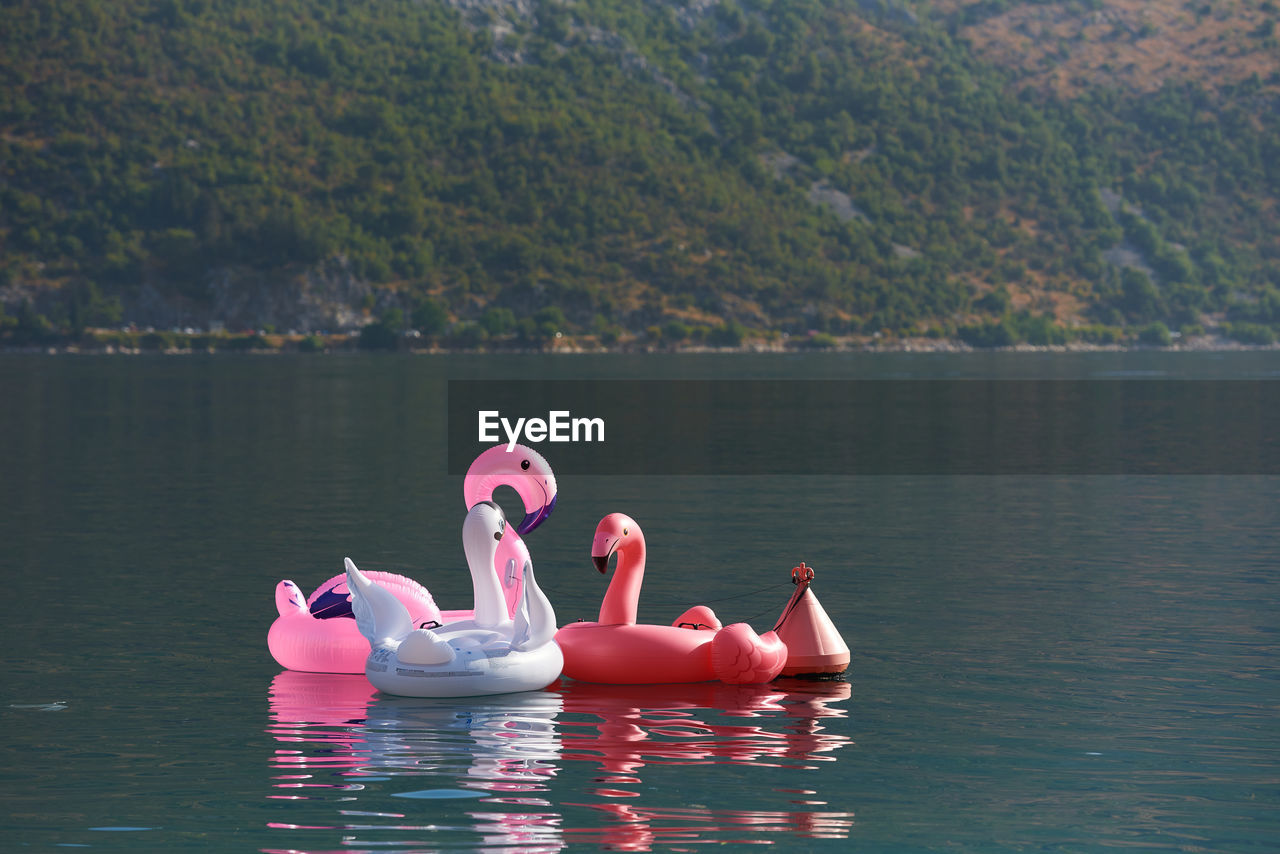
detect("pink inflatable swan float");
top-left (554, 513), bottom-right (790, 685)
top-left (268, 444), bottom-right (558, 673)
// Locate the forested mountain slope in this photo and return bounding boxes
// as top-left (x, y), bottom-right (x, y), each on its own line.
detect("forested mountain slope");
top-left (2, 0), bottom-right (1278, 348)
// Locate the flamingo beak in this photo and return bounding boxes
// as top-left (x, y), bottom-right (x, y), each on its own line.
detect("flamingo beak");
top-left (591, 534), bottom-right (618, 573)
top-left (516, 491), bottom-right (558, 535)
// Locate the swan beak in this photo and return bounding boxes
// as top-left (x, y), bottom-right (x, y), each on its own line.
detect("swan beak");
top-left (517, 491), bottom-right (558, 535)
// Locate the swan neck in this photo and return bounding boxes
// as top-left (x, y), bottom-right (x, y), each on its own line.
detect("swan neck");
top-left (467, 535), bottom-right (507, 628)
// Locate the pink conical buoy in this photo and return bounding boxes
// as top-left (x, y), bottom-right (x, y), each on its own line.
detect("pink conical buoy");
top-left (772, 563), bottom-right (850, 677)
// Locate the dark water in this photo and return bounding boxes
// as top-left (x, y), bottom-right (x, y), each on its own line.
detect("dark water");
top-left (2, 351), bottom-right (1278, 852)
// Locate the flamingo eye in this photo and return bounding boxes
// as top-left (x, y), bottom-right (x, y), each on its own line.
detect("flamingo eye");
top-left (623, 527), bottom-right (629, 536)
top-left (520, 459), bottom-right (531, 471)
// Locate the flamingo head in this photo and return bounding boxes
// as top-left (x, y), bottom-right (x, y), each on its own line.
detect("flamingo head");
top-left (275, 580), bottom-right (307, 616)
top-left (591, 512), bottom-right (642, 574)
top-left (463, 444), bottom-right (558, 535)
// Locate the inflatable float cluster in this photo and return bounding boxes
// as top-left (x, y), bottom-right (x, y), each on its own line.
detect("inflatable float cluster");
top-left (268, 445), bottom-right (849, 698)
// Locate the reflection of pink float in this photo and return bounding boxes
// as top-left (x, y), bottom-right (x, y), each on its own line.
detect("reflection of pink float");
top-left (266, 671), bottom-right (379, 792)
top-left (555, 678), bottom-right (854, 850)
top-left (268, 670), bottom-right (379, 726)
top-left (262, 672), bottom-right (853, 850)
top-left (556, 514), bottom-right (846, 685)
top-left (268, 444), bottom-right (557, 673)
top-left (556, 678), bottom-right (851, 772)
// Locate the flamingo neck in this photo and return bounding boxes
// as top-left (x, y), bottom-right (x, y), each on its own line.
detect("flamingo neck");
top-left (599, 540), bottom-right (645, 625)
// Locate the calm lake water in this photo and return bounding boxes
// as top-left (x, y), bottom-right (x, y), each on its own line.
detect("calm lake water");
top-left (2, 351), bottom-right (1278, 852)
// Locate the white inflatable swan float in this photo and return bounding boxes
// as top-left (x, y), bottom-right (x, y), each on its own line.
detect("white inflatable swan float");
top-left (346, 501), bottom-right (563, 697)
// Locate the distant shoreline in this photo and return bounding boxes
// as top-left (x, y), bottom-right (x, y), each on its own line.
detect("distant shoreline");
top-left (4, 331), bottom-right (1278, 355)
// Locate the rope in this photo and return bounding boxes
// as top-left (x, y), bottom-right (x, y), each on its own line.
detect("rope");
top-left (732, 569), bottom-right (811, 627)
top-left (690, 580), bottom-right (794, 605)
top-left (544, 565), bottom-right (814, 629)
top-left (536, 579), bottom-right (793, 610)
top-left (770, 563), bottom-right (815, 631)
top-left (768, 587), bottom-right (807, 632)
top-left (727, 601), bottom-right (788, 626)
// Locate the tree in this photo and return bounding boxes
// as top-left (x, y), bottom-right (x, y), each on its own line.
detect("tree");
top-left (958, 318), bottom-right (1017, 348)
top-left (1119, 268), bottom-right (1165, 323)
top-left (64, 280), bottom-right (122, 335)
top-left (708, 320), bottom-right (746, 347)
top-left (1138, 321), bottom-right (1172, 346)
top-left (411, 298), bottom-right (448, 336)
top-left (480, 306), bottom-right (516, 336)
top-left (380, 307), bottom-right (406, 332)
top-left (357, 320), bottom-right (399, 350)
top-left (533, 305), bottom-right (567, 338)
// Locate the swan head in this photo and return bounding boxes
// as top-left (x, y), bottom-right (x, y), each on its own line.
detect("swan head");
top-left (463, 499), bottom-right (508, 559)
top-left (464, 444), bottom-right (558, 535)
top-left (591, 512), bottom-right (642, 574)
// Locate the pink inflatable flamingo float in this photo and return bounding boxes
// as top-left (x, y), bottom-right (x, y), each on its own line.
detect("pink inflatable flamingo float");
top-left (462, 444), bottom-right (559, 619)
top-left (269, 571), bottom-right (444, 674)
top-left (554, 513), bottom-right (789, 684)
top-left (267, 444), bottom-right (558, 673)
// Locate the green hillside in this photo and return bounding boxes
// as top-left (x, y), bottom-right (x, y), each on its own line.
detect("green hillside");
top-left (2, 0), bottom-right (1278, 349)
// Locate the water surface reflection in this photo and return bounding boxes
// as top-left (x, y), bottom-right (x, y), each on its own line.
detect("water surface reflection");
top-left (266, 672), bottom-right (853, 851)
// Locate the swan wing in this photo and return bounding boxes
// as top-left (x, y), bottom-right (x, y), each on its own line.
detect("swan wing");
top-left (511, 558), bottom-right (533, 649)
top-left (512, 562), bottom-right (557, 651)
top-left (345, 557), bottom-right (415, 646)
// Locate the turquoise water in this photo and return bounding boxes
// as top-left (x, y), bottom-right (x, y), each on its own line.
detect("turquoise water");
top-left (2, 351), bottom-right (1278, 851)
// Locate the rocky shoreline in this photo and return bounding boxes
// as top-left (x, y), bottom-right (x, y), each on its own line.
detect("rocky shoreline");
top-left (5, 330), bottom-right (1277, 355)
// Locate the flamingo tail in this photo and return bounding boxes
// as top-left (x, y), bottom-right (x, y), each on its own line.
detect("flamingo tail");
top-left (711, 623), bottom-right (788, 684)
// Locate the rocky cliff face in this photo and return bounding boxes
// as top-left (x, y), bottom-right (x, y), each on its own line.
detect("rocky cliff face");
top-left (126, 257), bottom-right (385, 333)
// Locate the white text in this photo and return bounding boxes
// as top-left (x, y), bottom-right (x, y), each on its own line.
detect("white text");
top-left (479, 410), bottom-right (605, 451)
